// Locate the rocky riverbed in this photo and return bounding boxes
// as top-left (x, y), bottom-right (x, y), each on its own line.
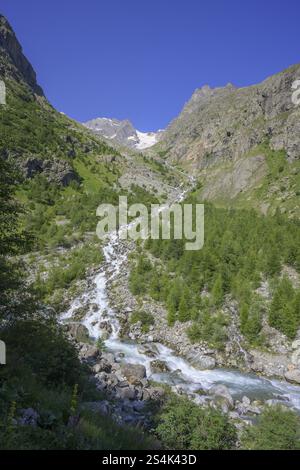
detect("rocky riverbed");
top-left (63, 322), bottom-right (299, 432)
top-left (107, 238), bottom-right (300, 383)
top-left (60, 181), bottom-right (300, 430)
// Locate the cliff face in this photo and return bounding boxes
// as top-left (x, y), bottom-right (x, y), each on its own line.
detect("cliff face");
top-left (0, 15), bottom-right (116, 186)
top-left (0, 15), bottom-right (44, 95)
top-left (154, 64), bottom-right (300, 215)
top-left (158, 64), bottom-right (300, 168)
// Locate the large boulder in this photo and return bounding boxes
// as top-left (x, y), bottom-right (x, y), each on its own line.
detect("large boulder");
top-left (209, 384), bottom-right (234, 410)
top-left (121, 363), bottom-right (147, 384)
top-left (81, 401), bottom-right (110, 416)
top-left (142, 387), bottom-right (165, 402)
top-left (93, 358), bottom-right (112, 374)
top-left (79, 343), bottom-right (100, 361)
top-left (99, 321), bottom-right (113, 335)
top-left (291, 340), bottom-right (300, 350)
top-left (187, 352), bottom-right (216, 370)
top-left (150, 360), bottom-right (170, 374)
top-left (291, 349), bottom-right (300, 367)
top-left (66, 322), bottom-right (89, 343)
top-left (116, 386), bottom-right (136, 401)
top-left (137, 343), bottom-right (159, 357)
top-left (285, 368), bottom-right (300, 384)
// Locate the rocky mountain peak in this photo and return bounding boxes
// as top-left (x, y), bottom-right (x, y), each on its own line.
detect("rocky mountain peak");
top-left (84, 117), bottom-right (162, 150)
top-left (0, 14), bottom-right (44, 95)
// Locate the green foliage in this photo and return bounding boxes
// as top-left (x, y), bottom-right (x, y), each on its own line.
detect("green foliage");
top-left (178, 288), bottom-right (190, 322)
top-left (269, 277), bottom-right (300, 339)
top-left (0, 158), bottom-right (35, 320)
top-left (70, 384), bottom-right (79, 416)
top-left (20, 174), bottom-right (120, 250)
top-left (130, 202), bottom-right (300, 342)
top-left (187, 311), bottom-right (228, 350)
top-left (130, 310), bottom-right (154, 333)
top-left (1, 319), bottom-right (83, 387)
top-left (0, 78), bottom-right (113, 162)
top-left (241, 405), bottom-right (300, 450)
top-left (96, 337), bottom-right (107, 352)
top-left (0, 317), bottom-right (154, 450)
top-left (129, 256), bottom-right (153, 295)
top-left (210, 273), bottom-right (224, 307)
top-left (33, 243), bottom-right (103, 309)
top-left (155, 396), bottom-right (236, 450)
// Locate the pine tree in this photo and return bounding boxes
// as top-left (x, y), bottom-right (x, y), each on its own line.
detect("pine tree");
top-left (240, 302), bottom-right (249, 334)
top-left (265, 246), bottom-right (281, 277)
top-left (269, 277), bottom-right (298, 338)
top-left (166, 286), bottom-right (179, 326)
top-left (211, 274), bottom-right (224, 307)
top-left (178, 290), bottom-right (190, 322)
top-left (167, 300), bottom-right (176, 326)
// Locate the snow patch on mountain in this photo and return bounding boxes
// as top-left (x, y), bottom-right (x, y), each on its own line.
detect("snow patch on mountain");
top-left (83, 117), bottom-right (162, 150)
top-left (135, 131), bottom-right (159, 149)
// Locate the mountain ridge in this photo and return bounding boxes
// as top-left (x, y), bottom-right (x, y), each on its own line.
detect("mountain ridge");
top-left (151, 63), bottom-right (300, 216)
top-left (83, 116), bottom-right (163, 150)
top-left (0, 14), bottom-right (43, 96)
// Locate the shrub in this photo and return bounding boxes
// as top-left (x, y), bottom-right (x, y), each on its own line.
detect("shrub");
top-left (130, 310), bottom-right (154, 333)
top-left (187, 311), bottom-right (228, 350)
top-left (241, 405), bottom-right (300, 450)
top-left (155, 397), bottom-right (236, 450)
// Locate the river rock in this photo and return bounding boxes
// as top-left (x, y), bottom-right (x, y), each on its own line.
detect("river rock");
top-left (284, 368), bottom-right (300, 384)
top-left (99, 321), bottom-right (113, 335)
top-left (116, 386), bottom-right (136, 400)
top-left (81, 401), bottom-right (110, 416)
top-left (94, 358), bottom-right (112, 373)
top-left (186, 352), bottom-right (216, 370)
top-left (137, 343), bottom-right (159, 357)
top-left (247, 405), bottom-right (262, 415)
top-left (142, 387), bottom-right (165, 401)
top-left (72, 306), bottom-right (90, 321)
top-left (291, 340), bottom-right (300, 350)
top-left (235, 396), bottom-right (256, 415)
top-left (209, 384), bottom-right (234, 410)
top-left (117, 380), bottom-right (130, 388)
top-left (79, 343), bottom-right (100, 360)
top-left (106, 373), bottom-right (119, 387)
top-left (66, 322), bottom-right (90, 343)
top-left (150, 360), bottom-right (170, 374)
top-left (291, 349), bottom-right (300, 367)
top-left (102, 352), bottom-right (115, 364)
top-left (121, 363), bottom-right (147, 383)
top-left (242, 396), bottom-right (251, 406)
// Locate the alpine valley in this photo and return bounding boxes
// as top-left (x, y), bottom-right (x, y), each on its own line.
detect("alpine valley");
top-left (0, 13), bottom-right (300, 451)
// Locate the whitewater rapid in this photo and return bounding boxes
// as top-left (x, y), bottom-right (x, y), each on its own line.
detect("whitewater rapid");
top-left (61, 186), bottom-right (300, 411)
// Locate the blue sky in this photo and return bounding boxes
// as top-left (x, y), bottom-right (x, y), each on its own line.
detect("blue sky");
top-left (1, 0), bottom-right (299, 130)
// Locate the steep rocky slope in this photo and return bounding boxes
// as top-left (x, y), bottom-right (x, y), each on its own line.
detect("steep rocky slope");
top-left (153, 65), bottom-right (300, 215)
top-left (0, 15), bottom-right (121, 186)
